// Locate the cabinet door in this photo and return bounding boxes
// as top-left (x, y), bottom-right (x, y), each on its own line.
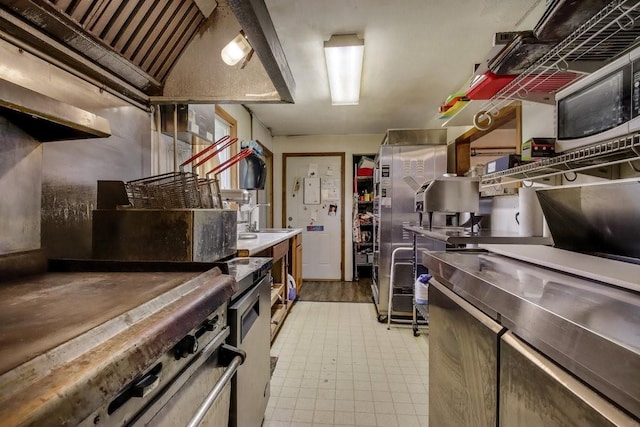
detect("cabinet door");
top-left (500, 332), bottom-right (634, 427)
top-left (429, 281), bottom-right (505, 427)
top-left (294, 241), bottom-right (302, 292)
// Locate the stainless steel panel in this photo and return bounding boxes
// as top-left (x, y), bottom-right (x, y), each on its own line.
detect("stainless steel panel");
top-left (228, 275), bottom-right (271, 427)
top-left (420, 175), bottom-right (479, 214)
top-left (41, 105), bottom-right (152, 259)
top-left (0, 78), bottom-right (111, 141)
top-left (403, 225), bottom-right (552, 245)
top-left (536, 179), bottom-right (640, 260)
top-left (382, 128), bottom-right (448, 145)
top-left (376, 143), bottom-right (447, 315)
top-left (423, 250), bottom-right (640, 420)
top-left (429, 281), bottom-right (504, 427)
top-left (92, 209), bottom-right (237, 262)
top-left (500, 332), bottom-right (634, 426)
top-left (0, 116), bottom-right (41, 255)
top-left (141, 360), bottom-right (229, 427)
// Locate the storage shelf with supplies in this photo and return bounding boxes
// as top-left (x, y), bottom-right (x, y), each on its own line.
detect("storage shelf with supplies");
top-left (480, 132), bottom-right (640, 188)
top-left (353, 154), bottom-right (376, 280)
top-left (473, 0), bottom-right (640, 130)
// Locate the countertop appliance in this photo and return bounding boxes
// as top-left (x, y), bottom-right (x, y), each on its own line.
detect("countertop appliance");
top-left (414, 175), bottom-right (480, 228)
top-left (213, 256), bottom-right (273, 427)
top-left (556, 44), bottom-right (640, 152)
top-left (373, 129), bottom-right (448, 320)
top-left (0, 257), bottom-right (241, 426)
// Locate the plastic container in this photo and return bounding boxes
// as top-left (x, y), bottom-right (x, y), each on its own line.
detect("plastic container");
top-left (287, 273), bottom-right (297, 301)
top-left (414, 273), bottom-right (431, 304)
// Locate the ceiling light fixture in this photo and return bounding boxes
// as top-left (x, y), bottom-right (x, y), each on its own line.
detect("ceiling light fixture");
top-left (221, 30), bottom-right (254, 69)
top-left (323, 34), bottom-right (364, 106)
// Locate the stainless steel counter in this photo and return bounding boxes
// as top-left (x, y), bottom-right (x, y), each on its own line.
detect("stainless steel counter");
top-left (422, 249), bottom-right (640, 420)
top-left (404, 225), bottom-right (552, 245)
top-left (236, 228), bottom-right (302, 256)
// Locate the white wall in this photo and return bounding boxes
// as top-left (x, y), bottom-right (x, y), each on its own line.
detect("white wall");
top-left (217, 104), bottom-right (252, 143)
top-left (521, 101), bottom-right (555, 142)
top-left (273, 134), bottom-right (383, 280)
top-left (252, 115), bottom-right (274, 152)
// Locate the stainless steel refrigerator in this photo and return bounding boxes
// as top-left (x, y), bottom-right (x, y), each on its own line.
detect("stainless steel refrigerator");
top-left (372, 129), bottom-right (447, 320)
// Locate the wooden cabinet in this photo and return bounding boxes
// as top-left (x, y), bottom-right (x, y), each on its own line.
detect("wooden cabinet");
top-left (246, 233), bottom-right (303, 342)
top-left (292, 233), bottom-right (302, 293)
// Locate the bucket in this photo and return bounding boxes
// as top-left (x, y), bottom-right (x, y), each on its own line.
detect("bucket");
top-left (287, 273), bottom-right (297, 301)
top-left (414, 273), bottom-right (431, 304)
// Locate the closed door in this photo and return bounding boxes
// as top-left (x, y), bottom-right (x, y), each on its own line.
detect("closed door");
top-left (284, 154), bottom-right (344, 280)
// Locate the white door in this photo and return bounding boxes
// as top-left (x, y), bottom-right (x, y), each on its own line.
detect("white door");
top-left (284, 155), bottom-right (343, 280)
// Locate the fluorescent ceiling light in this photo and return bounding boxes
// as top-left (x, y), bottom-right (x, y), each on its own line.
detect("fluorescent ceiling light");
top-left (221, 30), bottom-right (253, 67)
top-left (324, 34), bottom-right (364, 106)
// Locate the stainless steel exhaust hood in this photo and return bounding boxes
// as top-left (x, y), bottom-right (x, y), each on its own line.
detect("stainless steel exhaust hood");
top-left (0, 0), bottom-right (295, 105)
top-left (0, 77), bottom-right (111, 141)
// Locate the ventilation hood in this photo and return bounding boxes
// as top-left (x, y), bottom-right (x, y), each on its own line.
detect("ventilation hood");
top-left (0, 77), bottom-right (111, 141)
top-left (0, 0), bottom-right (295, 105)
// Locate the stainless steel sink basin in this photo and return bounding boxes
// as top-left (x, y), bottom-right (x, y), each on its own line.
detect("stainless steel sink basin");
top-left (254, 229), bottom-right (292, 233)
top-left (238, 233), bottom-right (258, 240)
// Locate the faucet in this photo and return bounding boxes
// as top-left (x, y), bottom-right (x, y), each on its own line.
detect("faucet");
top-left (247, 203), bottom-right (270, 232)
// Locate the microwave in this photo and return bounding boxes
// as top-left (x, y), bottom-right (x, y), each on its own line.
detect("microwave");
top-left (556, 45), bottom-right (640, 152)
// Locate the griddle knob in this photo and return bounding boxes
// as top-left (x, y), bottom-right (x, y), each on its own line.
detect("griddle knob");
top-left (203, 315), bottom-right (220, 331)
top-left (174, 335), bottom-right (198, 359)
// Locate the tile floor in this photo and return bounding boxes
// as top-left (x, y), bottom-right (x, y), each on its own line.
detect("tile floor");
top-left (264, 302), bottom-right (429, 427)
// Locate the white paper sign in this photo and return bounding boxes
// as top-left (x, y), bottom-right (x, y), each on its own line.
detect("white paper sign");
top-left (303, 177), bottom-right (321, 204)
top-left (321, 178), bottom-right (339, 201)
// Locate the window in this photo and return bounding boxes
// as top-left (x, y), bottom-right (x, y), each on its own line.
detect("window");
top-left (214, 115), bottom-right (231, 189)
top-left (214, 105), bottom-right (238, 189)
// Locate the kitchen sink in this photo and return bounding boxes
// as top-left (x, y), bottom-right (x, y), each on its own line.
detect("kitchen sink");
top-left (254, 229), bottom-right (293, 233)
top-left (238, 233), bottom-right (258, 240)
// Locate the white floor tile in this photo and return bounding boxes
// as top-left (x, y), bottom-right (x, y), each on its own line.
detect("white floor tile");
top-left (354, 411), bottom-right (377, 426)
top-left (334, 399), bottom-right (355, 412)
top-left (313, 409), bottom-right (334, 424)
top-left (315, 399), bottom-right (336, 412)
top-left (293, 409), bottom-right (315, 423)
top-left (269, 302), bottom-right (430, 427)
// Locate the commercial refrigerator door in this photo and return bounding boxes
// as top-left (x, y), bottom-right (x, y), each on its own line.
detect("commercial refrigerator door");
top-left (429, 281), bottom-right (504, 427)
top-left (499, 331), bottom-right (634, 427)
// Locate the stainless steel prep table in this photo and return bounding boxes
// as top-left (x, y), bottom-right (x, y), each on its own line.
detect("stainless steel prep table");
top-left (403, 225), bottom-right (553, 245)
top-left (422, 249), bottom-right (640, 421)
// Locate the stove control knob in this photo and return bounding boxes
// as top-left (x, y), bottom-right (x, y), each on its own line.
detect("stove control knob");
top-left (173, 335), bottom-right (198, 359)
top-left (203, 315), bottom-right (220, 331)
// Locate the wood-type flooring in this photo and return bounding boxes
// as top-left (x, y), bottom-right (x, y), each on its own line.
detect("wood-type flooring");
top-left (297, 278), bottom-right (373, 303)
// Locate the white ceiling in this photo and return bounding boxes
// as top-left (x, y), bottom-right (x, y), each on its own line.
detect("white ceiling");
top-left (245, 0), bottom-right (546, 137)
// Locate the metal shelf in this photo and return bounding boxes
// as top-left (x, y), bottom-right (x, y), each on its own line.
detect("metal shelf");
top-left (473, 0), bottom-right (640, 130)
top-left (480, 132), bottom-right (640, 188)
